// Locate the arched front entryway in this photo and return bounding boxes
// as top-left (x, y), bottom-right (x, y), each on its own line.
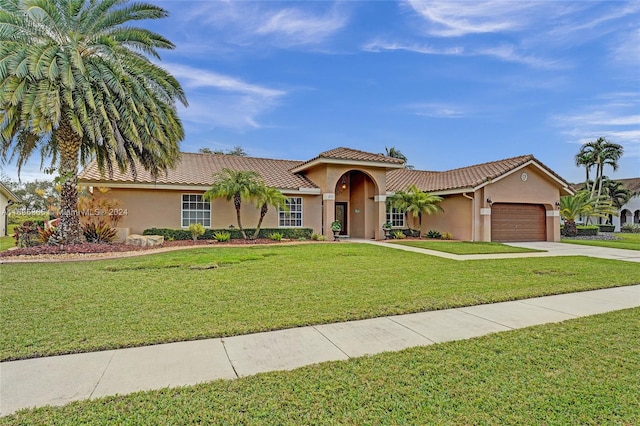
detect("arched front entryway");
top-left (333, 170), bottom-right (379, 239)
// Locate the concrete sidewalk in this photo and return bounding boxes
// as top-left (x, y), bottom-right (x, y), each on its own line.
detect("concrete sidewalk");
top-left (358, 240), bottom-right (640, 262)
top-left (2, 285), bottom-right (638, 416)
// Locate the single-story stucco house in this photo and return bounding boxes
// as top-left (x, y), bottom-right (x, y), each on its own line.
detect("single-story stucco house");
top-left (1, 182), bottom-right (20, 236)
top-left (79, 147), bottom-right (573, 242)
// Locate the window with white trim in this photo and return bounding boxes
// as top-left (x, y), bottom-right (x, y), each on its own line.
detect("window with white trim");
top-left (181, 194), bottom-right (211, 227)
top-left (386, 205), bottom-right (405, 227)
top-left (279, 197), bottom-right (303, 227)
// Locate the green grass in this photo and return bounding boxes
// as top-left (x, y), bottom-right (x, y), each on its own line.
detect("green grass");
top-left (0, 235), bottom-right (14, 251)
top-left (563, 232), bottom-right (640, 251)
top-left (390, 240), bottom-right (543, 254)
top-left (2, 244), bottom-right (638, 361)
top-left (3, 308), bottom-right (638, 425)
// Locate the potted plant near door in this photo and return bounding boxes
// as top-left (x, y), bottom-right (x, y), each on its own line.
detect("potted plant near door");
top-left (382, 221), bottom-right (393, 239)
top-left (331, 220), bottom-right (342, 241)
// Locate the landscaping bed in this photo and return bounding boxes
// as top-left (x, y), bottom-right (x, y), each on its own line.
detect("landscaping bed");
top-left (0, 238), bottom-right (298, 258)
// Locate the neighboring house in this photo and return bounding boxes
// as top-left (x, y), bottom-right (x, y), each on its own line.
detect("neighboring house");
top-left (0, 182), bottom-right (20, 236)
top-left (79, 147), bottom-right (573, 242)
top-left (612, 178), bottom-right (640, 231)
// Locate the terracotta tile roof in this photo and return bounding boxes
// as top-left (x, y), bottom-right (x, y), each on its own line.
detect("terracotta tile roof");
top-left (570, 177), bottom-right (640, 194)
top-left (387, 155), bottom-right (569, 192)
top-left (292, 147), bottom-right (405, 171)
top-left (79, 152), bottom-right (318, 190)
top-left (617, 177), bottom-right (640, 193)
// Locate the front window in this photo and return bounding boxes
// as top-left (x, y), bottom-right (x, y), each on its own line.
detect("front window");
top-left (386, 205), bottom-right (405, 227)
top-left (181, 194), bottom-right (211, 227)
top-left (279, 197), bottom-right (302, 227)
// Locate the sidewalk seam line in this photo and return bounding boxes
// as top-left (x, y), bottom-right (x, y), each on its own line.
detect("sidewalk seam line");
top-left (453, 308), bottom-right (516, 330)
top-left (89, 350), bottom-right (116, 399)
top-left (220, 339), bottom-right (239, 379)
top-left (386, 317), bottom-right (436, 344)
top-left (311, 326), bottom-right (351, 359)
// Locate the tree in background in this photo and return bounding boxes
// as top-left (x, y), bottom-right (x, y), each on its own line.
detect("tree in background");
top-left (203, 169), bottom-right (262, 239)
top-left (0, 0), bottom-right (186, 245)
top-left (199, 146), bottom-right (248, 156)
top-left (383, 147), bottom-right (408, 162)
top-left (575, 138), bottom-right (624, 200)
top-left (601, 178), bottom-right (633, 210)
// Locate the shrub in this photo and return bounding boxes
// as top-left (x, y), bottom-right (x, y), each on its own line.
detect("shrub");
top-left (575, 225), bottom-right (599, 237)
top-left (13, 221), bottom-right (42, 248)
top-left (269, 232), bottom-right (283, 241)
top-left (426, 230), bottom-right (442, 239)
top-left (621, 223), bottom-right (640, 233)
top-left (81, 220), bottom-right (117, 243)
top-left (317, 235), bottom-right (326, 241)
top-left (598, 224), bottom-right (615, 232)
top-left (310, 233), bottom-right (322, 241)
top-left (392, 230), bottom-right (406, 239)
top-left (441, 232), bottom-right (453, 240)
top-left (143, 227), bottom-right (314, 240)
top-left (212, 231), bottom-right (231, 242)
top-left (7, 212), bottom-right (48, 226)
top-left (38, 226), bottom-right (57, 244)
top-left (188, 223), bottom-right (205, 241)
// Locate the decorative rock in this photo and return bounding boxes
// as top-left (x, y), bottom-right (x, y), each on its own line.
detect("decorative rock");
top-left (125, 234), bottom-right (164, 247)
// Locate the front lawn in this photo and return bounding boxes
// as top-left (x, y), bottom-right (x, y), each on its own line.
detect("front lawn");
top-left (0, 235), bottom-right (14, 251)
top-left (3, 308), bottom-right (638, 425)
top-left (390, 240), bottom-right (543, 254)
top-left (2, 244), bottom-right (638, 361)
top-left (562, 232), bottom-right (640, 251)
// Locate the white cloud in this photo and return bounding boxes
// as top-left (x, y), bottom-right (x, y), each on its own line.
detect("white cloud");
top-left (255, 7), bottom-right (348, 46)
top-left (175, 1), bottom-right (348, 48)
top-left (362, 39), bottom-right (562, 69)
top-left (362, 40), bottom-right (463, 55)
top-left (164, 63), bottom-right (285, 98)
top-left (160, 63), bottom-right (286, 131)
top-left (405, 0), bottom-right (543, 37)
top-left (552, 94), bottom-right (640, 158)
top-left (406, 102), bottom-right (467, 118)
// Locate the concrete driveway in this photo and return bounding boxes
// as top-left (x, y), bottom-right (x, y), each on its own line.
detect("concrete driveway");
top-left (506, 241), bottom-right (640, 263)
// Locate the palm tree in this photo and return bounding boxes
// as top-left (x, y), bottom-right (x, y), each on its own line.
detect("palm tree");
top-left (252, 186), bottom-right (288, 239)
top-left (203, 169), bottom-right (262, 239)
top-left (559, 190), bottom-right (617, 237)
top-left (390, 185), bottom-right (443, 235)
top-left (0, 0), bottom-right (186, 244)
top-left (574, 149), bottom-right (595, 192)
top-left (601, 178), bottom-right (632, 210)
top-left (383, 146), bottom-right (408, 162)
top-left (388, 188), bottom-right (414, 229)
top-left (577, 138), bottom-right (624, 199)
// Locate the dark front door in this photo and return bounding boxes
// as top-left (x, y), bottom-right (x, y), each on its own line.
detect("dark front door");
top-left (335, 202), bottom-right (348, 235)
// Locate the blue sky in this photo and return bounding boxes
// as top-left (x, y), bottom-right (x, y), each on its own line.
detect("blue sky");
top-left (2, 0), bottom-right (639, 183)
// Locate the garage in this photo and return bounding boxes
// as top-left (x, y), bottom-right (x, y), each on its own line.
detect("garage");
top-left (491, 203), bottom-right (546, 242)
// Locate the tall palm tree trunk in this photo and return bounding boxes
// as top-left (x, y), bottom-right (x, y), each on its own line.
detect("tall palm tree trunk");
top-left (51, 118), bottom-right (83, 245)
top-left (253, 205), bottom-right (268, 239)
top-left (234, 193), bottom-right (247, 239)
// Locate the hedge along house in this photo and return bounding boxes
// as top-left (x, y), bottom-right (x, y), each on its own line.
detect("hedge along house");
top-left (78, 147), bottom-right (573, 242)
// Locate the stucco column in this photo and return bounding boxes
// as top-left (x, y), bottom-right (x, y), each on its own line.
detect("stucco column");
top-left (374, 194), bottom-right (386, 240)
top-left (480, 207), bottom-right (492, 242)
top-left (547, 209), bottom-right (561, 241)
top-left (323, 193), bottom-right (335, 239)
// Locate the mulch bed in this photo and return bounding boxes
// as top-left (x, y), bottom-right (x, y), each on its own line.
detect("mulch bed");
top-left (0, 238), bottom-right (283, 258)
